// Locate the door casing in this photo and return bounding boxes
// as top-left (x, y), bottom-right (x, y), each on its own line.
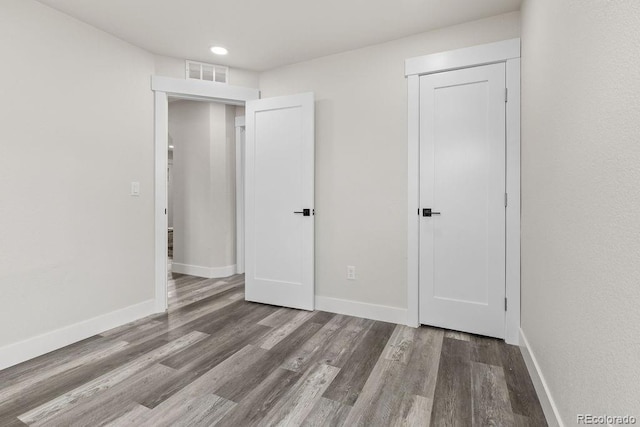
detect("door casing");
top-left (151, 76), bottom-right (260, 313)
top-left (405, 39), bottom-right (521, 344)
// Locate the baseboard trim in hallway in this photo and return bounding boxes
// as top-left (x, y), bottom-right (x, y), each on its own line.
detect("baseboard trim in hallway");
top-left (519, 328), bottom-right (564, 427)
top-left (315, 295), bottom-right (408, 325)
top-left (172, 262), bottom-right (237, 279)
top-left (0, 299), bottom-right (156, 371)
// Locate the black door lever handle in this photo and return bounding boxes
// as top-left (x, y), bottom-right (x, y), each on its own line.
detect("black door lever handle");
top-left (422, 208), bottom-right (441, 217)
top-left (294, 209), bottom-right (311, 216)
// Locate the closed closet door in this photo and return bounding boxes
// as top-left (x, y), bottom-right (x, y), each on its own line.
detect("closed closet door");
top-left (419, 63), bottom-right (506, 338)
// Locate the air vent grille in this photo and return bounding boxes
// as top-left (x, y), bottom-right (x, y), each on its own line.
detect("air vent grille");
top-left (185, 60), bottom-right (228, 84)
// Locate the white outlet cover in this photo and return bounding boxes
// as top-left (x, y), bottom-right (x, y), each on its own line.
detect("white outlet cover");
top-left (347, 266), bottom-right (356, 280)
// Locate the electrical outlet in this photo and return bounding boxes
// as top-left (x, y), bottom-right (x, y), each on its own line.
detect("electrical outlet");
top-left (347, 266), bottom-right (356, 280)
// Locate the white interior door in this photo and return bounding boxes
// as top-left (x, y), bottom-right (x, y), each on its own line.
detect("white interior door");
top-left (245, 93), bottom-right (314, 310)
top-left (419, 63), bottom-right (506, 338)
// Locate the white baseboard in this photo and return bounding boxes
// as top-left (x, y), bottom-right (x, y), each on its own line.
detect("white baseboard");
top-left (315, 296), bottom-right (407, 325)
top-left (0, 299), bottom-right (156, 371)
top-left (172, 263), bottom-right (236, 279)
top-left (519, 328), bottom-right (564, 427)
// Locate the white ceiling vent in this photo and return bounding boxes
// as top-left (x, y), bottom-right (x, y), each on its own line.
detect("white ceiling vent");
top-left (185, 60), bottom-right (228, 84)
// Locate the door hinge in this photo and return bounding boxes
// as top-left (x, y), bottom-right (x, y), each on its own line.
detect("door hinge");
top-left (504, 193), bottom-right (508, 207)
top-left (505, 298), bottom-right (508, 311)
top-left (505, 88), bottom-right (508, 103)
top-left (165, 208), bottom-right (167, 214)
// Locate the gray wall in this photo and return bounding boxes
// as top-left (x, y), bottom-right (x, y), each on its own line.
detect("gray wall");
top-left (521, 0), bottom-right (640, 422)
top-left (0, 0), bottom-right (155, 347)
top-left (169, 101), bottom-right (236, 273)
top-left (0, 0), bottom-right (257, 361)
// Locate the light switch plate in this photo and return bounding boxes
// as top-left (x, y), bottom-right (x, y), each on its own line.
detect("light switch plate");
top-left (130, 181), bottom-right (140, 196)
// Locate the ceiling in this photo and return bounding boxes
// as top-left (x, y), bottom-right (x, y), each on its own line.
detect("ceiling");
top-left (36, 0), bottom-right (521, 71)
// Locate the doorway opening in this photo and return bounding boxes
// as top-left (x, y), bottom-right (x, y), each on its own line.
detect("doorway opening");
top-left (165, 97), bottom-right (247, 308)
top-left (152, 76), bottom-right (259, 313)
top-left (153, 77), bottom-right (315, 315)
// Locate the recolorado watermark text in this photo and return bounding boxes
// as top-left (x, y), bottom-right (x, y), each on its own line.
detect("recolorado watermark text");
top-left (577, 414), bottom-right (637, 425)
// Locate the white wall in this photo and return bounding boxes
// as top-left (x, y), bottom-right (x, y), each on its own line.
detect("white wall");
top-left (520, 0), bottom-right (640, 423)
top-left (259, 12), bottom-right (520, 310)
top-left (169, 101), bottom-right (236, 274)
top-left (0, 0), bottom-right (155, 352)
top-left (224, 105), bottom-right (237, 261)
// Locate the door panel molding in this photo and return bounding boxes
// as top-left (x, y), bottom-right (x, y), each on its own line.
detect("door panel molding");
top-left (406, 39), bottom-right (521, 344)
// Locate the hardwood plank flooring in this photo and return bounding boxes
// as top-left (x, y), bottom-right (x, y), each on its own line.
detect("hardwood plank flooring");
top-left (431, 337), bottom-right (473, 425)
top-left (0, 271), bottom-right (547, 426)
top-left (322, 321), bottom-right (396, 406)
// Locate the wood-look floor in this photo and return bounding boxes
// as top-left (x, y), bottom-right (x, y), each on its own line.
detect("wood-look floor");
top-left (0, 271), bottom-right (547, 426)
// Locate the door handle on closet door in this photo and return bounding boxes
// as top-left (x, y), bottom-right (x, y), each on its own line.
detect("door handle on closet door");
top-left (293, 209), bottom-right (311, 216)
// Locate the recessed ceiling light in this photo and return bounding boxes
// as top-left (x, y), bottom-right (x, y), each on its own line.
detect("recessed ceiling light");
top-left (210, 46), bottom-right (228, 55)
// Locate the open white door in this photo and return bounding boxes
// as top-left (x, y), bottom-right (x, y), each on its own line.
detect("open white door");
top-left (245, 93), bottom-right (314, 310)
top-left (419, 63), bottom-right (506, 338)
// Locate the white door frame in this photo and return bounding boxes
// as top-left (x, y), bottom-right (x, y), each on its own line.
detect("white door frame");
top-left (151, 76), bottom-right (259, 312)
top-left (405, 39), bottom-right (521, 344)
top-left (235, 116), bottom-right (246, 274)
